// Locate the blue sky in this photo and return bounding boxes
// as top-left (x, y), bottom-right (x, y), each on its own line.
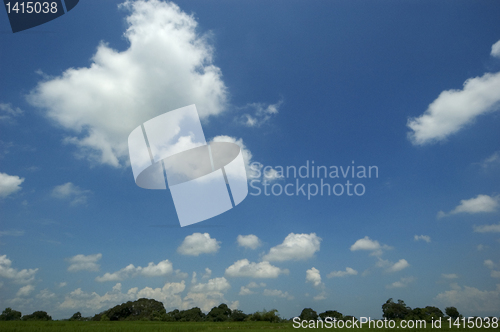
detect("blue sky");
top-left (1, 0), bottom-right (500, 320)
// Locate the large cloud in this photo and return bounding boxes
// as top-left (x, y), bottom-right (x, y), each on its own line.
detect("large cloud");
top-left (177, 233), bottom-right (220, 256)
top-left (225, 259), bottom-right (288, 278)
top-left (435, 284), bottom-right (500, 315)
top-left (181, 277), bottom-right (231, 312)
top-left (0, 172), bottom-right (24, 198)
top-left (262, 233), bottom-right (321, 262)
top-left (0, 255), bottom-right (38, 284)
top-left (28, 0), bottom-right (228, 167)
top-left (438, 194), bottom-right (499, 218)
top-left (407, 40), bottom-right (500, 145)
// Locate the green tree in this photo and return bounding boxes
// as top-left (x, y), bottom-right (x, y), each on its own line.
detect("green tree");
top-left (230, 309), bottom-right (248, 321)
top-left (207, 303), bottom-right (232, 322)
top-left (22, 311), bottom-right (52, 321)
top-left (382, 298), bottom-right (411, 320)
top-left (0, 308), bottom-right (22, 321)
top-left (299, 308), bottom-right (318, 321)
top-left (445, 307), bottom-right (461, 319)
top-left (319, 310), bottom-right (343, 321)
top-left (69, 312), bottom-right (82, 321)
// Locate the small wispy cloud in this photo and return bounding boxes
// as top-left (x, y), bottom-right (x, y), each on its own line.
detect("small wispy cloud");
top-left (52, 182), bottom-right (91, 206)
top-left (414, 235), bottom-right (431, 243)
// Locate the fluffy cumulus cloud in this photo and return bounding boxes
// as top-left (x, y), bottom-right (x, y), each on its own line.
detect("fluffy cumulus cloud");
top-left (95, 259), bottom-right (173, 282)
top-left (52, 182), bottom-right (91, 206)
top-left (177, 233), bottom-right (220, 256)
top-left (414, 235), bottom-right (431, 243)
top-left (67, 253), bottom-right (102, 272)
top-left (182, 277), bottom-right (231, 312)
top-left (0, 255), bottom-right (38, 284)
top-left (474, 223), bottom-right (500, 233)
top-left (350, 236), bottom-right (391, 256)
top-left (60, 281), bottom-right (185, 312)
top-left (225, 259), bottom-right (288, 278)
top-left (438, 194), bottom-right (499, 218)
top-left (435, 284), bottom-right (500, 315)
top-left (263, 289), bottom-right (294, 300)
top-left (262, 233), bottom-right (321, 262)
top-left (237, 234), bottom-right (261, 250)
top-left (327, 267), bottom-right (358, 278)
top-left (0, 172), bottom-right (24, 198)
top-left (407, 40), bottom-right (500, 145)
top-left (386, 259), bottom-right (410, 273)
top-left (306, 267), bottom-right (324, 289)
top-left (386, 276), bottom-right (415, 289)
top-left (27, 0), bottom-right (228, 167)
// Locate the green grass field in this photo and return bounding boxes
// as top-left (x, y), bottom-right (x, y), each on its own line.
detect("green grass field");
top-left (0, 321), bottom-right (498, 331)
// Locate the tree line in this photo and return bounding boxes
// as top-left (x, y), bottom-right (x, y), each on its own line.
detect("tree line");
top-left (0, 297), bottom-right (481, 323)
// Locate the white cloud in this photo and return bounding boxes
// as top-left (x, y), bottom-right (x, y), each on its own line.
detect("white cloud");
top-left (484, 260), bottom-right (500, 278)
top-left (0, 230), bottom-right (24, 237)
top-left (306, 267), bottom-right (324, 290)
top-left (484, 259), bottom-right (496, 270)
top-left (327, 267), bottom-right (358, 278)
top-left (435, 284), bottom-right (500, 315)
top-left (479, 151), bottom-right (500, 169)
top-left (414, 235), bottom-right (431, 243)
top-left (239, 99), bottom-right (283, 127)
top-left (238, 281), bottom-right (266, 295)
top-left (52, 182), bottom-right (91, 206)
top-left (225, 259), bottom-right (288, 278)
top-left (59, 282), bottom-right (67, 288)
top-left (0, 103), bottom-right (23, 123)
top-left (0, 255), bottom-right (38, 283)
top-left (474, 223), bottom-right (500, 233)
top-left (263, 289), bottom-right (294, 300)
top-left (237, 234), bottom-right (261, 249)
top-left (350, 236), bottom-right (391, 256)
top-left (0, 172), bottom-right (24, 198)
top-left (386, 259), bottom-right (410, 273)
top-left (16, 284), bottom-right (35, 297)
top-left (386, 277), bottom-right (415, 289)
top-left (175, 269), bottom-right (188, 279)
top-left (28, 0), bottom-right (228, 167)
top-left (492, 40), bottom-right (500, 58)
top-left (202, 268), bottom-right (211, 279)
top-left (95, 259), bottom-right (173, 282)
top-left (177, 233), bottom-right (220, 256)
top-left (442, 273), bottom-right (459, 279)
top-left (239, 286), bottom-right (253, 295)
top-left (262, 233), bottom-right (321, 262)
top-left (60, 281), bottom-right (185, 312)
top-left (407, 65), bottom-right (500, 145)
top-left (438, 195), bottom-right (499, 218)
top-left (182, 277), bottom-right (230, 312)
top-left (67, 253), bottom-right (102, 272)
top-left (191, 272), bottom-right (197, 284)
